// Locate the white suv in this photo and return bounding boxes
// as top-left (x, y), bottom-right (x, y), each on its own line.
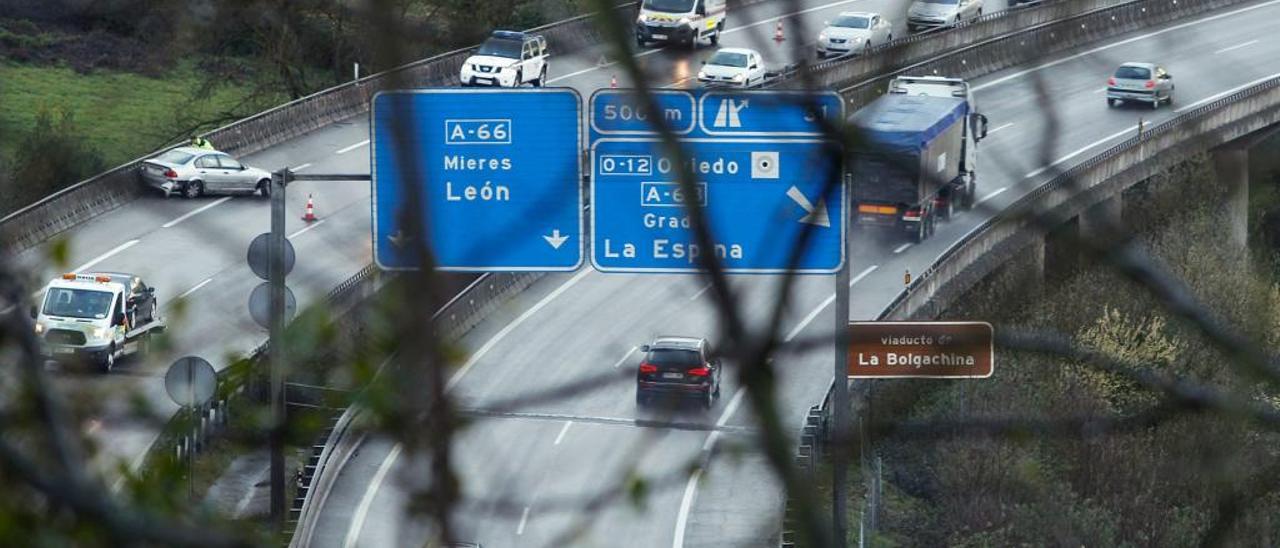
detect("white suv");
top-left (459, 31), bottom-right (549, 87)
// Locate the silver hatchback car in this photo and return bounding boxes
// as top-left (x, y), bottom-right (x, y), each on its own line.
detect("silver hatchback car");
top-left (1107, 62), bottom-right (1174, 109)
top-left (139, 147), bottom-right (273, 198)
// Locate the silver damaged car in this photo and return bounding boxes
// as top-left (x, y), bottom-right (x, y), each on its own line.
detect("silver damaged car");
top-left (139, 147), bottom-right (273, 198)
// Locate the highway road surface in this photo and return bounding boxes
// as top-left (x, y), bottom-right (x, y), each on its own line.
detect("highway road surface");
top-left (12, 0), bottom-right (1279, 544)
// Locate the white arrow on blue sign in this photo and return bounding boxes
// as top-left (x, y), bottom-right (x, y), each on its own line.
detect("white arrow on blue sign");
top-left (589, 89), bottom-right (845, 274)
top-left (372, 89), bottom-right (584, 271)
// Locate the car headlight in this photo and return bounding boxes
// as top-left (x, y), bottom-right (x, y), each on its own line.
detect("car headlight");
top-left (91, 327), bottom-right (109, 340)
top-left (732, 73), bottom-right (745, 83)
top-left (818, 32), bottom-right (828, 42)
top-left (679, 16), bottom-right (693, 26)
top-left (698, 70), bottom-right (708, 80)
top-left (34, 323), bottom-right (44, 335)
top-left (638, 13), bottom-right (648, 23)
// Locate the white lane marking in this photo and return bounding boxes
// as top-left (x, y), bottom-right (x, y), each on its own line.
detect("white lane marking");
top-left (553, 421), bottom-right (573, 446)
top-left (701, 388), bottom-right (746, 452)
top-left (672, 468), bottom-right (704, 548)
top-left (1174, 71), bottom-right (1280, 113)
top-left (974, 0), bottom-right (1280, 92)
top-left (783, 265), bottom-right (878, 343)
top-left (343, 444), bottom-right (403, 548)
top-left (348, 270), bottom-right (591, 544)
top-left (336, 140), bottom-right (369, 154)
top-left (1093, 87), bottom-right (1107, 94)
top-left (448, 269), bottom-right (591, 391)
top-left (891, 243), bottom-right (911, 254)
top-left (1025, 124), bottom-right (1136, 179)
top-left (547, 0), bottom-right (868, 84)
top-left (73, 239), bottom-right (140, 273)
top-left (1216, 39), bottom-right (1259, 54)
top-left (292, 163), bottom-right (313, 172)
top-left (612, 346), bottom-right (639, 369)
top-left (976, 187), bottom-right (1007, 205)
top-left (988, 122), bottom-right (1014, 134)
top-left (288, 219), bottom-right (327, 239)
top-left (161, 196), bottom-right (232, 228)
top-left (517, 507), bottom-right (531, 535)
top-left (177, 278), bottom-right (213, 300)
top-left (689, 283), bottom-right (712, 301)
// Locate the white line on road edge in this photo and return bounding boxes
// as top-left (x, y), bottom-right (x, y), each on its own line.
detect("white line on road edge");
top-left (988, 122), bottom-right (1015, 134)
top-left (1215, 39), bottom-right (1259, 54)
top-left (701, 389), bottom-right (746, 452)
top-left (288, 219), bottom-right (327, 239)
top-left (689, 283), bottom-right (712, 301)
top-left (177, 278), bottom-right (213, 300)
top-left (612, 346), bottom-right (639, 369)
top-left (554, 421), bottom-right (573, 446)
top-left (892, 243), bottom-right (911, 254)
top-left (344, 444), bottom-right (403, 548)
top-left (973, 0), bottom-right (1280, 92)
top-left (547, 0), bottom-right (867, 83)
top-left (672, 467), bottom-right (706, 548)
top-left (976, 187), bottom-right (1007, 205)
top-left (292, 163), bottom-right (313, 171)
top-left (517, 507), bottom-right (531, 535)
top-left (1025, 124), bottom-right (1136, 179)
top-left (336, 140), bottom-right (369, 154)
top-left (784, 265), bottom-right (878, 343)
top-left (161, 196), bottom-right (233, 229)
top-left (1174, 71), bottom-right (1280, 113)
top-left (447, 269), bottom-right (591, 391)
top-left (73, 239), bottom-right (140, 273)
top-left (1093, 87), bottom-right (1107, 94)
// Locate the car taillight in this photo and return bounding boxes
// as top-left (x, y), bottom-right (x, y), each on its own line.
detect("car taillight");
top-left (164, 169), bottom-right (178, 178)
top-left (686, 367), bottom-right (710, 377)
top-left (1107, 77), bottom-right (1116, 86)
top-left (639, 363), bottom-right (658, 374)
top-left (1144, 80), bottom-right (1155, 89)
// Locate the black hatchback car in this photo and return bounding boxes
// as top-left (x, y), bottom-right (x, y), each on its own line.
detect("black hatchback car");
top-left (635, 336), bottom-right (722, 409)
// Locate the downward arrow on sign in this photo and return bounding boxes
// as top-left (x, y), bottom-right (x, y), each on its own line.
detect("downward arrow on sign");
top-left (543, 229), bottom-right (570, 249)
top-left (786, 186), bottom-right (831, 227)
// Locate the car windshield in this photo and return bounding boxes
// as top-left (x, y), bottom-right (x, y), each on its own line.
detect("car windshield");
top-left (155, 150), bottom-right (194, 165)
top-left (42, 288), bottom-right (114, 320)
top-left (643, 0), bottom-right (696, 12)
top-left (833, 15), bottom-right (871, 28)
top-left (646, 348), bottom-right (701, 367)
top-left (1115, 66), bottom-right (1152, 79)
top-left (708, 51), bottom-right (749, 68)
top-left (476, 38), bottom-right (521, 59)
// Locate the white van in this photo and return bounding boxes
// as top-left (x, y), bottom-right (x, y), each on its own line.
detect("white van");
top-left (636, 0), bottom-right (727, 48)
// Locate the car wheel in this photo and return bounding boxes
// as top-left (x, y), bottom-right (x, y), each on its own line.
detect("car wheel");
top-left (101, 345), bottom-right (115, 373)
top-left (961, 178), bottom-right (976, 210)
top-left (887, 33), bottom-right (894, 43)
top-left (710, 28), bottom-right (720, 46)
top-left (714, 380), bottom-right (721, 398)
top-left (1152, 97), bottom-right (1160, 110)
top-left (864, 40), bottom-right (872, 54)
top-left (257, 179), bottom-right (272, 198)
top-left (911, 220), bottom-right (926, 243)
top-left (703, 388), bottom-right (714, 409)
top-left (536, 68), bottom-right (546, 87)
top-left (636, 33), bottom-right (646, 48)
top-left (183, 181), bottom-right (203, 199)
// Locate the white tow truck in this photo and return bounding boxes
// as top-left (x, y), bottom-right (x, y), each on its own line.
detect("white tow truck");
top-left (32, 272), bottom-right (164, 372)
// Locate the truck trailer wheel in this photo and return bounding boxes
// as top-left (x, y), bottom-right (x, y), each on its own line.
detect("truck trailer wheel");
top-left (960, 178), bottom-right (976, 210)
top-left (939, 196), bottom-right (955, 221)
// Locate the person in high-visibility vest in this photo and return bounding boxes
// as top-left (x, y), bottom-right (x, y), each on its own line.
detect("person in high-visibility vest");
top-left (190, 135), bottom-right (215, 150)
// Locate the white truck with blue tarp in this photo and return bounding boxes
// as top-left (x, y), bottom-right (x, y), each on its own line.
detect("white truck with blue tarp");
top-left (849, 76), bottom-right (988, 242)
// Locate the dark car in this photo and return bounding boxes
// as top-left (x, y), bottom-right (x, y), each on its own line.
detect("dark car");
top-left (635, 336), bottom-right (722, 409)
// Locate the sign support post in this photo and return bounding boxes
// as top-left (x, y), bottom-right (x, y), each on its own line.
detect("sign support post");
top-left (269, 169), bottom-right (288, 528)
top-left (832, 207), bottom-right (851, 548)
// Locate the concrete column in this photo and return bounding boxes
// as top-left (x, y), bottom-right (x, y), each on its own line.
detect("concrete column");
top-left (1212, 146), bottom-right (1249, 250)
top-left (1078, 194), bottom-right (1123, 244)
top-left (1044, 217), bottom-right (1079, 284)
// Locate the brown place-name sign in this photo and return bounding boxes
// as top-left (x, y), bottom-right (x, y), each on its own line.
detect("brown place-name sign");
top-left (848, 321), bottom-right (993, 378)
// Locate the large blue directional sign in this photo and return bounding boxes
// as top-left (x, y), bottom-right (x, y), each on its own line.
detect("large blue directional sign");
top-left (589, 90), bottom-right (845, 274)
top-left (372, 89), bottom-right (582, 271)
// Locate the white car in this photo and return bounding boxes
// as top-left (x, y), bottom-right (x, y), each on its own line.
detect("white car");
top-left (817, 12), bottom-right (893, 58)
top-left (696, 47), bottom-right (767, 88)
top-left (459, 30), bottom-right (548, 87)
top-left (907, 0), bottom-right (983, 31)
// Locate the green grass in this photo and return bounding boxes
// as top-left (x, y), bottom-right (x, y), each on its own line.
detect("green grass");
top-left (0, 61), bottom-right (272, 167)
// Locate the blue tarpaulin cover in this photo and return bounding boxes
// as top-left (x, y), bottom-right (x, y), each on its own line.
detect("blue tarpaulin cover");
top-left (849, 94), bottom-right (968, 153)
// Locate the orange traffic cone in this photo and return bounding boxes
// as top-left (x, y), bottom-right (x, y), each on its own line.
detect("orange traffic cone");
top-left (302, 194), bottom-right (317, 222)
top-left (773, 20), bottom-right (785, 42)
top-left (610, 75), bottom-right (618, 88)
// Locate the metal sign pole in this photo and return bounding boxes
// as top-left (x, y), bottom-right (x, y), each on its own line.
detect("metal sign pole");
top-left (269, 169), bottom-right (288, 528)
top-left (832, 182), bottom-right (851, 548)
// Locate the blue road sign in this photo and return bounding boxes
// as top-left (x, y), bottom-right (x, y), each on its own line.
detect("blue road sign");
top-left (589, 90), bottom-right (845, 274)
top-left (372, 89), bottom-right (583, 271)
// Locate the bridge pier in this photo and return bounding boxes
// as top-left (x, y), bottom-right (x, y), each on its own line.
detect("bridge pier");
top-left (1211, 146), bottom-right (1250, 250)
top-left (1078, 194), bottom-right (1123, 245)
